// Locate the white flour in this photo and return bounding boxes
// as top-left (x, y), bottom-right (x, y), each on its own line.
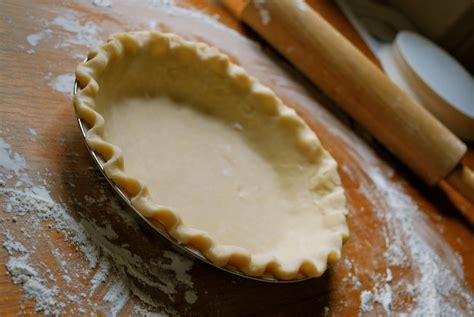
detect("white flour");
top-left (26, 29), bottom-right (52, 47)
top-left (51, 13), bottom-right (100, 49)
top-left (27, 128), bottom-right (38, 138)
top-left (24, 11), bottom-right (100, 50)
top-left (359, 283), bottom-right (392, 315)
top-left (0, 138), bottom-right (27, 175)
top-left (254, 0), bottom-right (271, 25)
top-left (24, 10), bottom-right (102, 93)
top-left (366, 168), bottom-right (473, 315)
top-left (92, 0), bottom-right (113, 8)
top-left (3, 232), bottom-right (27, 254)
top-left (48, 73), bottom-right (75, 96)
top-left (184, 290), bottom-right (198, 305)
top-left (360, 290), bottom-right (374, 312)
top-left (322, 119), bottom-right (474, 315)
top-left (0, 137), bottom-right (197, 315)
top-left (6, 254), bottom-right (64, 315)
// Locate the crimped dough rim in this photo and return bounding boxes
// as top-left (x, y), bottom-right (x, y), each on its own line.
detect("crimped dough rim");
top-left (74, 31), bottom-right (349, 280)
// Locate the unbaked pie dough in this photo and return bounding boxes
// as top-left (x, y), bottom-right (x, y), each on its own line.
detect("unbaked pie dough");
top-left (74, 31), bottom-right (349, 280)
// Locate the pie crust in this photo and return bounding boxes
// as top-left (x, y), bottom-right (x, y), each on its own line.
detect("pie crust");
top-left (74, 31), bottom-right (349, 280)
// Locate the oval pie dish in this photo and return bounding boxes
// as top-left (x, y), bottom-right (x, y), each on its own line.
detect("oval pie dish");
top-left (74, 31), bottom-right (349, 281)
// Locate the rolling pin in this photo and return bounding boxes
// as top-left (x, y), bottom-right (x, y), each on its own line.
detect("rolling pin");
top-left (220, 0), bottom-right (474, 206)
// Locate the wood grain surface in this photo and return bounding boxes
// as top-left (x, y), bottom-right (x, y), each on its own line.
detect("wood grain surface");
top-left (0, 0), bottom-right (473, 316)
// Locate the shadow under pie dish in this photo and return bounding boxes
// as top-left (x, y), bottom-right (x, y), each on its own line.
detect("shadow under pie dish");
top-left (74, 31), bottom-right (349, 281)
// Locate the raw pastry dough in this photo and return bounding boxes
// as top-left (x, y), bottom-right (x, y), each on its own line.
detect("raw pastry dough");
top-left (74, 32), bottom-right (349, 280)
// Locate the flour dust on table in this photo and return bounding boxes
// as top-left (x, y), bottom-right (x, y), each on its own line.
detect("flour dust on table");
top-left (323, 122), bottom-right (474, 316)
top-left (0, 136), bottom-right (197, 316)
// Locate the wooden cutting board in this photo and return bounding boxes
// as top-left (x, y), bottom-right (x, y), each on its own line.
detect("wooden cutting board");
top-left (0, 0), bottom-right (473, 315)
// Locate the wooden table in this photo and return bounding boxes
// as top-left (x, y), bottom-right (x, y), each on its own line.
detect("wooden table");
top-left (0, 0), bottom-right (473, 316)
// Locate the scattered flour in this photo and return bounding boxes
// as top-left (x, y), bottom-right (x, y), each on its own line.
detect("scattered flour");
top-left (359, 283), bottom-right (392, 315)
top-left (323, 120), bottom-right (474, 315)
top-left (360, 290), bottom-right (374, 312)
top-left (48, 73), bottom-right (75, 96)
top-left (103, 279), bottom-right (130, 317)
top-left (291, 69), bottom-right (474, 315)
top-left (161, 251), bottom-right (194, 288)
top-left (341, 257), bottom-right (362, 289)
top-left (25, 10), bottom-right (102, 96)
top-left (148, 0), bottom-right (175, 7)
top-left (51, 13), bottom-right (100, 48)
top-left (92, 0), bottom-right (113, 8)
top-left (3, 231), bottom-right (28, 254)
top-left (254, 0), bottom-right (271, 25)
top-left (27, 128), bottom-right (38, 138)
top-left (385, 268), bottom-right (392, 283)
top-left (232, 122), bottom-right (243, 131)
top-left (366, 168), bottom-right (473, 315)
top-left (18, 44), bottom-right (35, 54)
top-left (88, 260), bottom-right (110, 295)
top-left (134, 305), bottom-right (167, 317)
top-left (149, 20), bottom-right (158, 30)
top-left (0, 136), bottom-right (197, 315)
top-left (26, 29), bottom-right (52, 47)
top-left (6, 255), bottom-right (64, 315)
top-left (184, 290), bottom-right (198, 305)
top-left (0, 138), bottom-right (27, 175)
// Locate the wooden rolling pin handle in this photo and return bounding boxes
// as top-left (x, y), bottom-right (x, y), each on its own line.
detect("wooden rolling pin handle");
top-left (234, 1), bottom-right (468, 189)
top-left (446, 164), bottom-right (474, 205)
